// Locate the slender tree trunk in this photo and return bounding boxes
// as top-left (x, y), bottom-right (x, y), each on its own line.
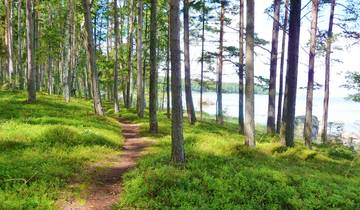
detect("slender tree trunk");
top-left (238, 0), bottom-right (245, 134)
top-left (304, 0), bottom-right (319, 149)
top-left (34, 8), bottom-right (40, 91)
top-left (266, 0), bottom-right (281, 135)
top-left (245, 0), bottom-right (255, 147)
top-left (113, 0), bottom-right (120, 113)
top-left (70, 3), bottom-right (76, 97)
top-left (183, 0), bottom-right (197, 124)
top-left (142, 10), bottom-right (148, 110)
top-left (320, 0), bottom-right (335, 143)
top-left (276, 0), bottom-right (289, 133)
top-left (280, 0), bottom-right (302, 147)
top-left (199, 0), bottom-right (205, 121)
top-left (136, 0), bottom-right (145, 117)
top-left (48, 55), bottom-right (53, 95)
top-left (82, 0), bottom-right (104, 116)
top-left (126, 0), bottom-right (134, 108)
top-left (5, 0), bottom-right (14, 84)
top-left (18, 0), bottom-right (24, 89)
top-left (26, 0), bottom-right (36, 102)
top-left (63, 0), bottom-right (74, 102)
top-left (216, 0), bottom-right (225, 125)
top-left (106, 0), bottom-right (110, 60)
top-left (166, 14), bottom-right (171, 119)
top-left (119, 0), bottom-right (125, 105)
top-left (149, 0), bottom-right (158, 133)
top-left (169, 0), bottom-right (185, 163)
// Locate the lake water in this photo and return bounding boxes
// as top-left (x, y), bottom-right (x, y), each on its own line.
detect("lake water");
top-left (183, 90), bottom-right (360, 133)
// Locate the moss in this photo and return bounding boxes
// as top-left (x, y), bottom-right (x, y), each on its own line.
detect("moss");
top-left (0, 91), bottom-right (123, 209)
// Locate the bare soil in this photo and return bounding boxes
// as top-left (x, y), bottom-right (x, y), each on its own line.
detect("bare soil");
top-left (61, 121), bottom-right (151, 210)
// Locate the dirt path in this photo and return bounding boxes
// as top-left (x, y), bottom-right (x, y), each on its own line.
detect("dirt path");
top-left (61, 121), bottom-right (151, 210)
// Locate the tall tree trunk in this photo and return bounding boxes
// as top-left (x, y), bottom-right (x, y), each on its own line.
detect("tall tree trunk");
top-left (170, 0), bottom-right (185, 163)
top-left (184, 0), bottom-right (197, 124)
top-left (26, 0), bottom-right (36, 102)
top-left (113, 0), bottom-right (120, 113)
top-left (216, 0), bottom-right (225, 125)
top-left (304, 0), bottom-right (319, 149)
top-left (63, 0), bottom-right (74, 103)
top-left (5, 0), bottom-right (14, 84)
top-left (166, 14), bottom-right (171, 119)
top-left (199, 0), bottom-right (205, 121)
top-left (320, 0), bottom-right (335, 143)
top-left (136, 0), bottom-right (145, 117)
top-left (266, 0), bottom-right (281, 135)
top-left (48, 55), bottom-right (53, 95)
top-left (70, 3), bottom-right (77, 97)
top-left (34, 7), bottom-right (40, 91)
top-left (106, 0), bottom-right (110, 60)
top-left (149, 0), bottom-right (158, 133)
top-left (82, 0), bottom-right (104, 116)
top-left (238, 0), bottom-right (245, 134)
top-left (142, 10), bottom-right (148, 110)
top-left (276, 0), bottom-right (289, 133)
top-left (18, 0), bottom-right (24, 89)
top-left (245, 0), bottom-right (255, 147)
top-left (280, 0), bottom-right (301, 147)
top-left (126, 0), bottom-right (134, 108)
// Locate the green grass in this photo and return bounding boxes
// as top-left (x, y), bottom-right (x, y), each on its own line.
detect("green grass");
top-left (1, 91), bottom-right (359, 209)
top-left (118, 110), bottom-right (360, 210)
top-left (0, 91), bottom-right (123, 209)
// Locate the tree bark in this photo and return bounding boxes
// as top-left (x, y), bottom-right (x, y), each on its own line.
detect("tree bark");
top-left (18, 0), bottom-right (24, 89)
top-left (5, 0), bottom-right (14, 84)
top-left (63, 0), bottom-right (74, 103)
top-left (216, 0), bottom-right (225, 125)
top-left (280, 0), bottom-right (302, 147)
top-left (276, 0), bottom-right (289, 133)
top-left (169, 0), bottom-right (185, 163)
top-left (136, 0), bottom-right (145, 117)
top-left (149, 0), bottom-right (158, 133)
top-left (184, 0), bottom-right (197, 124)
top-left (113, 0), bottom-right (120, 113)
top-left (126, 0), bottom-right (134, 108)
top-left (82, 0), bottom-right (104, 116)
top-left (266, 0), bottom-right (281, 135)
top-left (320, 0), bottom-right (335, 143)
top-left (304, 0), bottom-right (319, 149)
top-left (166, 14), bottom-right (171, 119)
top-left (245, 0), bottom-right (255, 147)
top-left (200, 0), bottom-right (205, 121)
top-left (26, 0), bottom-right (36, 102)
top-left (48, 55), bottom-right (53, 95)
top-left (34, 8), bottom-right (40, 91)
top-left (238, 0), bottom-right (245, 134)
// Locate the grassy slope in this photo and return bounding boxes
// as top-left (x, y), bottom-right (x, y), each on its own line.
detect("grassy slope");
top-left (119, 110), bottom-right (360, 210)
top-left (0, 91), bottom-right (123, 209)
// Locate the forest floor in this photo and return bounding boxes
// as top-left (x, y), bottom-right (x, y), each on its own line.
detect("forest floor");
top-left (118, 110), bottom-right (360, 209)
top-left (0, 91), bottom-right (125, 209)
top-left (61, 121), bottom-right (152, 210)
top-left (0, 91), bottom-right (359, 209)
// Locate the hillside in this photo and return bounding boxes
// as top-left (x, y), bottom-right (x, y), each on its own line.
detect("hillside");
top-left (0, 91), bottom-right (123, 209)
top-left (118, 111), bottom-right (360, 209)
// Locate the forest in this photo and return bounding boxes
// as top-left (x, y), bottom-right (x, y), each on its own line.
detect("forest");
top-left (0, 0), bottom-right (360, 209)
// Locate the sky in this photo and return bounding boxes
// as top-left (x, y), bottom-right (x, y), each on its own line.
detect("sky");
top-left (185, 0), bottom-right (360, 98)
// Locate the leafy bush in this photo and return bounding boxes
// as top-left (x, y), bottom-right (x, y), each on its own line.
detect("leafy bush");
top-left (328, 146), bottom-right (356, 160)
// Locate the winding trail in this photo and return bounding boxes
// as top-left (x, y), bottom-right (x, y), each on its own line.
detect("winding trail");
top-left (62, 121), bottom-right (151, 210)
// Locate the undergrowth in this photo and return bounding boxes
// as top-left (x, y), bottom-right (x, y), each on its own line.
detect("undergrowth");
top-left (118, 109), bottom-right (360, 210)
top-left (0, 91), bottom-right (123, 209)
